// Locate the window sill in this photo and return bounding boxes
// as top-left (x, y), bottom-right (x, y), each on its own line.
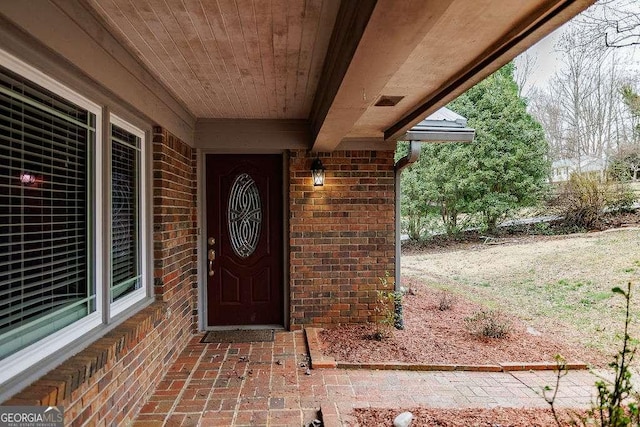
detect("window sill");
top-left (1, 301), bottom-right (167, 406)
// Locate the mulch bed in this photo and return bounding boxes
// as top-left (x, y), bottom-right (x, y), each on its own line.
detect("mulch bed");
top-left (319, 279), bottom-right (605, 367)
top-left (351, 407), bottom-right (587, 426)
top-left (330, 216), bottom-right (640, 425)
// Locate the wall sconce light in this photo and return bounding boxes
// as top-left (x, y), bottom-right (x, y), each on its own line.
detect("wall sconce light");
top-left (311, 158), bottom-right (326, 187)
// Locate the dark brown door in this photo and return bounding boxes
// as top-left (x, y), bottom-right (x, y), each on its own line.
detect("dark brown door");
top-left (205, 154), bottom-right (284, 326)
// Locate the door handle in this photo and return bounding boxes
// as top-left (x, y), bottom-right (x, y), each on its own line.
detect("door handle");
top-left (208, 249), bottom-right (215, 276)
top-left (207, 238), bottom-right (216, 277)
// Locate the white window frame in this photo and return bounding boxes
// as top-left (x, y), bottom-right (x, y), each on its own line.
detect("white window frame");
top-left (109, 114), bottom-right (148, 318)
top-left (0, 49), bottom-right (150, 388)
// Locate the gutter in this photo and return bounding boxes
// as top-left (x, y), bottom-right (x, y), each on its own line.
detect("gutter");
top-left (404, 127), bottom-right (475, 142)
top-left (394, 141), bottom-right (421, 292)
top-left (391, 107), bottom-right (474, 293)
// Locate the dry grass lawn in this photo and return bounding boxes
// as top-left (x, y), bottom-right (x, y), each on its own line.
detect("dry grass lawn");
top-left (402, 229), bottom-right (640, 355)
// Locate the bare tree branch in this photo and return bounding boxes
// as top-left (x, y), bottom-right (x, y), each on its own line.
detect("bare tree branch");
top-left (514, 52), bottom-right (538, 97)
top-left (577, 0), bottom-right (640, 48)
top-left (528, 28), bottom-right (636, 163)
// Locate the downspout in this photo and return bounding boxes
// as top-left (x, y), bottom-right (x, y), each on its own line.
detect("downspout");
top-left (394, 141), bottom-right (421, 292)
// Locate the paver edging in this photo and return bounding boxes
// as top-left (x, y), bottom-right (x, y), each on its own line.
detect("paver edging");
top-left (304, 327), bottom-right (337, 369)
top-left (306, 327), bottom-right (588, 372)
top-left (500, 362), bottom-right (588, 371)
top-left (336, 362), bottom-right (503, 371)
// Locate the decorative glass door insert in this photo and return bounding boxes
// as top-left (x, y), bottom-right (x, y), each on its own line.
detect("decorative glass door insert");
top-left (227, 173), bottom-right (262, 258)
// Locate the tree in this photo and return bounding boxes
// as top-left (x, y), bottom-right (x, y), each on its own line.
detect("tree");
top-left (620, 83), bottom-right (640, 141)
top-left (610, 145), bottom-right (640, 181)
top-left (401, 142), bottom-right (474, 235)
top-left (514, 51), bottom-right (537, 98)
top-left (528, 87), bottom-right (567, 160)
top-left (448, 63), bottom-right (550, 231)
top-left (527, 26), bottom-right (635, 164)
top-left (400, 63), bottom-right (550, 234)
top-left (397, 147), bottom-right (432, 239)
top-left (552, 28), bottom-right (622, 160)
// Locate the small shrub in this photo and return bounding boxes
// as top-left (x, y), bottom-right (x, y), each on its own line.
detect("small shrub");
top-left (607, 181), bottom-right (637, 213)
top-left (371, 273), bottom-right (401, 340)
top-left (464, 309), bottom-right (512, 339)
top-left (560, 173), bottom-right (638, 229)
top-left (532, 221), bottom-right (554, 235)
top-left (589, 283), bottom-right (640, 427)
top-left (560, 174), bottom-right (607, 229)
top-left (372, 290), bottom-right (397, 340)
top-left (437, 290), bottom-right (455, 311)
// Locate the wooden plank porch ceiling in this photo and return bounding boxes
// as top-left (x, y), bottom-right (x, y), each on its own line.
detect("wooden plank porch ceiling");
top-left (88, 0), bottom-right (339, 121)
top-left (85, 0), bottom-right (595, 151)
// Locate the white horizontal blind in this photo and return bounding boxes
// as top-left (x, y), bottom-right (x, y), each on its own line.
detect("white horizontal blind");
top-left (0, 64), bottom-right (96, 359)
top-left (110, 123), bottom-right (140, 302)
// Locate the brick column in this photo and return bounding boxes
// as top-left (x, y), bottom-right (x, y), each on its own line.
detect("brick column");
top-left (152, 126), bottom-right (198, 332)
top-left (289, 150), bottom-right (396, 329)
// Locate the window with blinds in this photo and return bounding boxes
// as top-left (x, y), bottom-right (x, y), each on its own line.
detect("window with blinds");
top-left (0, 64), bottom-right (96, 360)
top-left (111, 124), bottom-right (141, 302)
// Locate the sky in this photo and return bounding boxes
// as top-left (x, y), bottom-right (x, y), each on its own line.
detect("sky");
top-left (519, 28), bottom-right (563, 90)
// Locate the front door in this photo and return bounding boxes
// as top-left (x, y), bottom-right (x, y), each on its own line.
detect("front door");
top-left (205, 154), bottom-right (284, 327)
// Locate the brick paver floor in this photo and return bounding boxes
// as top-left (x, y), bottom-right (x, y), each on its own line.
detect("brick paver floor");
top-left (132, 331), bottom-right (599, 426)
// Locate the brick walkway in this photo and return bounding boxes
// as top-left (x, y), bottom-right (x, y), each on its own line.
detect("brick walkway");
top-left (133, 331), bottom-right (598, 426)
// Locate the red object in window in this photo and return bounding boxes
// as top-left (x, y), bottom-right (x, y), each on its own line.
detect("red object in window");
top-left (19, 172), bottom-right (37, 184)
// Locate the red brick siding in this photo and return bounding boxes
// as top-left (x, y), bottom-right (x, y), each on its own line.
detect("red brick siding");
top-left (289, 150), bottom-right (396, 329)
top-left (152, 127), bottom-right (199, 333)
top-left (3, 127), bottom-right (197, 426)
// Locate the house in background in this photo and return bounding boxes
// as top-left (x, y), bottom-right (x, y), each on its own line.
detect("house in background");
top-left (551, 156), bottom-right (607, 183)
top-left (0, 0), bottom-right (593, 424)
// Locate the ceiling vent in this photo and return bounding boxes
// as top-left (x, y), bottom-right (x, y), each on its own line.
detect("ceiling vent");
top-left (374, 95), bottom-right (404, 107)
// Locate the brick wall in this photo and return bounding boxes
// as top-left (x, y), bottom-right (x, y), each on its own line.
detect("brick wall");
top-left (3, 127), bottom-right (198, 426)
top-left (289, 150), bottom-right (396, 329)
top-left (152, 127), bottom-right (199, 334)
